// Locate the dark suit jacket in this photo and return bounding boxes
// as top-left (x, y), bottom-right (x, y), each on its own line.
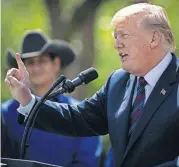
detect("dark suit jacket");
top-left (28, 54), bottom-right (179, 167)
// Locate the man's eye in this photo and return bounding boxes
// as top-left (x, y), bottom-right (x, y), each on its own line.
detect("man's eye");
top-left (26, 61), bottom-right (33, 65)
top-left (112, 32), bottom-right (117, 39)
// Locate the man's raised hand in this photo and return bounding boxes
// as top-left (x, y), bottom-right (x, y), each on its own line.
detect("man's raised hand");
top-left (5, 53), bottom-right (32, 106)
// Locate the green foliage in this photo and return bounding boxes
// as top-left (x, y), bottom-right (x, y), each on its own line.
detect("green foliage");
top-left (1, 0), bottom-right (48, 101)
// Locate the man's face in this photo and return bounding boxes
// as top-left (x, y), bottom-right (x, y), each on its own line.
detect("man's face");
top-left (113, 16), bottom-right (152, 76)
top-left (23, 54), bottom-right (60, 86)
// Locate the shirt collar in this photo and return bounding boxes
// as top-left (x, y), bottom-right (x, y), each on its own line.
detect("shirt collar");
top-left (143, 52), bottom-right (172, 87)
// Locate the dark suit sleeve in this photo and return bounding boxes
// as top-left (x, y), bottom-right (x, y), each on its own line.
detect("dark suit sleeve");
top-left (30, 73), bottom-right (114, 137)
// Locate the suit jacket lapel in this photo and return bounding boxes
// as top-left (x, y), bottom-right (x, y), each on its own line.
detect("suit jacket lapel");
top-left (122, 55), bottom-right (178, 162)
top-left (115, 75), bottom-right (136, 161)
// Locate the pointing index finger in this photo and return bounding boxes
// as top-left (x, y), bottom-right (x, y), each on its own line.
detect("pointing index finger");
top-left (15, 53), bottom-right (27, 79)
top-left (15, 53), bottom-right (26, 70)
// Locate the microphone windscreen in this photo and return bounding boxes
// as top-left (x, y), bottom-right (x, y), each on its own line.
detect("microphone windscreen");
top-left (80, 67), bottom-right (98, 84)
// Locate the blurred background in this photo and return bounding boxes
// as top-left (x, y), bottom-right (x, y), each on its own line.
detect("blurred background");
top-left (1, 0), bottom-right (179, 163)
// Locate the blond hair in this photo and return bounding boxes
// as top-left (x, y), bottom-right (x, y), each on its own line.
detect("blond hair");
top-left (111, 3), bottom-right (176, 52)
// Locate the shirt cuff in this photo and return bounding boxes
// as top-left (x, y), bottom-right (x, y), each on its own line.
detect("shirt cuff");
top-left (17, 94), bottom-right (36, 117)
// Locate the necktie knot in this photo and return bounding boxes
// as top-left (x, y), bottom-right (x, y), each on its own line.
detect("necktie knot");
top-left (139, 77), bottom-right (147, 87)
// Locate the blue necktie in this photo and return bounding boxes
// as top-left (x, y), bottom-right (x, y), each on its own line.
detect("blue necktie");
top-left (128, 77), bottom-right (147, 137)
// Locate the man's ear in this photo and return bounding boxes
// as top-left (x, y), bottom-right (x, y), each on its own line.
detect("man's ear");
top-left (150, 30), bottom-right (162, 49)
top-left (54, 57), bottom-right (61, 72)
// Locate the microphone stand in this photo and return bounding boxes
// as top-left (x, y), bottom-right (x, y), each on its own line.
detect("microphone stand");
top-left (20, 75), bottom-right (66, 159)
top-left (20, 67), bottom-right (98, 159)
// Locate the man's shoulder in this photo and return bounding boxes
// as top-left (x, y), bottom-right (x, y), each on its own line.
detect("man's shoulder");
top-left (1, 99), bottom-right (19, 112)
top-left (107, 68), bottom-right (130, 84)
top-left (112, 68), bottom-right (129, 77)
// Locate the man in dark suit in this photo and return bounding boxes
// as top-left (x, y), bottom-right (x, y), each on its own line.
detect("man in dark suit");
top-left (5, 3), bottom-right (179, 167)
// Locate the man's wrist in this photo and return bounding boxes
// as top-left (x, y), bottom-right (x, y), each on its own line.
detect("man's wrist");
top-left (17, 94), bottom-right (36, 117)
top-left (20, 89), bottom-right (33, 106)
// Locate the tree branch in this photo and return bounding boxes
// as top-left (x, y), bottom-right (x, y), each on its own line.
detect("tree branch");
top-left (44, 0), bottom-right (67, 39)
top-left (65, 0), bottom-right (107, 39)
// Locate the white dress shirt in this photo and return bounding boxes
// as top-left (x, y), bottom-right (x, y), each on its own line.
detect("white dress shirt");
top-left (133, 52), bottom-right (172, 104)
top-left (18, 52), bottom-right (173, 118)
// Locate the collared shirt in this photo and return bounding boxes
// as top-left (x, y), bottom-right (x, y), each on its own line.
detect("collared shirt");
top-left (133, 52), bottom-right (172, 104)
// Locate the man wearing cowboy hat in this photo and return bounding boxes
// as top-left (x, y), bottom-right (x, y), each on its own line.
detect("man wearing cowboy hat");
top-left (1, 30), bottom-right (102, 167)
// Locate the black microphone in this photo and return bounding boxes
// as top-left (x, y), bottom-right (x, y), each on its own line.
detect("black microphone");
top-left (47, 67), bottom-right (98, 99)
top-left (72, 67), bottom-right (98, 86)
